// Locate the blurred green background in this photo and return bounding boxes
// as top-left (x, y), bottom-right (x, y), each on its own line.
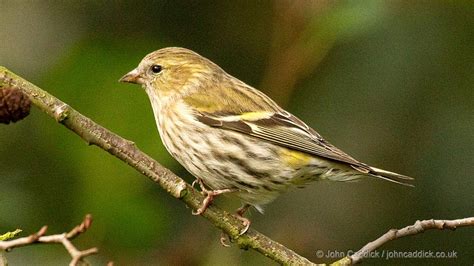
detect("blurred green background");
top-left (1, 1), bottom-right (473, 265)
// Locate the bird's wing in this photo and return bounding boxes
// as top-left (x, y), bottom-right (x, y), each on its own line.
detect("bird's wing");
top-left (183, 84), bottom-right (413, 185)
top-left (195, 109), bottom-right (367, 168)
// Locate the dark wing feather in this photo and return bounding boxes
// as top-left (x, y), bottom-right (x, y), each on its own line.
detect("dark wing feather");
top-left (196, 110), bottom-right (414, 186)
top-left (195, 111), bottom-right (367, 167)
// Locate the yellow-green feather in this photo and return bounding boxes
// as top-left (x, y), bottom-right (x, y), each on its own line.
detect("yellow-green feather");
top-left (279, 148), bottom-right (313, 168)
top-left (183, 81), bottom-right (279, 115)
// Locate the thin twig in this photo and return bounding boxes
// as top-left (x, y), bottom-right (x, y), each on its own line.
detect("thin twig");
top-left (0, 215), bottom-right (98, 266)
top-left (331, 217), bottom-right (474, 265)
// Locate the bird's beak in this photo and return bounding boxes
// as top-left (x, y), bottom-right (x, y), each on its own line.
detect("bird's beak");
top-left (119, 68), bottom-right (144, 85)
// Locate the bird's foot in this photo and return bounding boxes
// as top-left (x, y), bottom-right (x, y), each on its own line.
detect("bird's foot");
top-left (235, 204), bottom-right (251, 235)
top-left (191, 178), bottom-right (235, 215)
top-left (220, 232), bottom-right (232, 247)
top-left (219, 204), bottom-right (252, 247)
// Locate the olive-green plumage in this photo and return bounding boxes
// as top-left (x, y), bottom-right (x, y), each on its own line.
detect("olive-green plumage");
top-left (120, 47), bottom-right (413, 216)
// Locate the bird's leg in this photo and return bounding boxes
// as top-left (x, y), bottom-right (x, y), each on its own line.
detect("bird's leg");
top-left (219, 204), bottom-right (252, 246)
top-left (191, 178), bottom-right (236, 215)
top-left (192, 188), bottom-right (234, 215)
top-left (235, 204), bottom-right (251, 235)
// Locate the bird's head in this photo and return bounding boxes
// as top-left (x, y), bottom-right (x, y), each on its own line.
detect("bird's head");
top-left (119, 47), bottom-right (222, 98)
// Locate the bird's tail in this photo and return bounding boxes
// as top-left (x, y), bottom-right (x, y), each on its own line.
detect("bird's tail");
top-left (369, 166), bottom-right (414, 187)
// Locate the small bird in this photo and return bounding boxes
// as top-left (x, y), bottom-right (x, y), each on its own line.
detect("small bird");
top-left (120, 47), bottom-right (413, 230)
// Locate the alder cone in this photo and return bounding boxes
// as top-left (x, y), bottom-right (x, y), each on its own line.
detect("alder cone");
top-left (0, 88), bottom-right (31, 124)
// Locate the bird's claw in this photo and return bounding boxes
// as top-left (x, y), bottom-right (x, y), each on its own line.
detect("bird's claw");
top-left (220, 233), bottom-right (232, 247)
top-left (236, 216), bottom-right (251, 235)
top-left (235, 204), bottom-right (251, 235)
top-left (218, 205), bottom-right (252, 247)
top-left (191, 179), bottom-right (198, 189)
top-left (191, 192), bottom-right (214, 215)
top-left (191, 186), bottom-right (236, 215)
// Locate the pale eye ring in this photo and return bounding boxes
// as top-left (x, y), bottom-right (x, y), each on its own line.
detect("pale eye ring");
top-left (150, 64), bottom-right (162, 74)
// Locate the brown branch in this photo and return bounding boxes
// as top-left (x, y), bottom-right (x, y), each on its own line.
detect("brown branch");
top-left (0, 215), bottom-right (98, 266)
top-left (0, 67), bottom-right (314, 264)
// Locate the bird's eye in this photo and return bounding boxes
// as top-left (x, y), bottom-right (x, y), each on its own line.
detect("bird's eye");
top-left (150, 65), bottom-right (162, 74)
